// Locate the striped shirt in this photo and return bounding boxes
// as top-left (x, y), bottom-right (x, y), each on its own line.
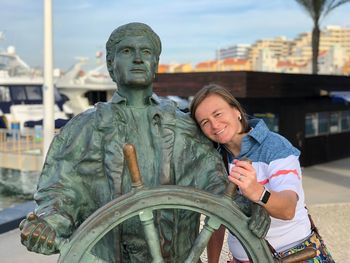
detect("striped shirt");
top-left (221, 119), bottom-right (311, 261)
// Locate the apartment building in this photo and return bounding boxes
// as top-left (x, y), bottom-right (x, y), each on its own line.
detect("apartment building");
top-left (216, 44), bottom-right (251, 60)
top-left (159, 25), bottom-right (350, 75)
top-left (228, 25), bottom-right (350, 74)
top-left (322, 25), bottom-right (350, 56)
top-left (248, 36), bottom-right (292, 70)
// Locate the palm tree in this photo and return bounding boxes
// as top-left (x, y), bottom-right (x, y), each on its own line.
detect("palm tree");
top-left (294, 0), bottom-right (350, 74)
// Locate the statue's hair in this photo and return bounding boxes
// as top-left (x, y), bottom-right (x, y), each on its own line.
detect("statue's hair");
top-left (106, 22), bottom-right (162, 82)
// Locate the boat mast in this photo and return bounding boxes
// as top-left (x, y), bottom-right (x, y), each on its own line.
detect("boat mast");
top-left (43, 0), bottom-right (54, 158)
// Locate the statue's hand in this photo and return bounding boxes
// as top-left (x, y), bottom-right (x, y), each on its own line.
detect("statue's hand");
top-left (248, 203), bottom-right (270, 239)
top-left (232, 194), bottom-right (252, 215)
top-left (233, 194), bottom-right (270, 239)
top-left (19, 212), bottom-right (58, 255)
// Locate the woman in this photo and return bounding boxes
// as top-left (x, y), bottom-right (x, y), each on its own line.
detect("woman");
top-left (190, 84), bottom-right (334, 262)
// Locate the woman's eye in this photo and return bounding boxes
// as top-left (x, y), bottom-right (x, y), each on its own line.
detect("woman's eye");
top-left (215, 112), bottom-right (222, 117)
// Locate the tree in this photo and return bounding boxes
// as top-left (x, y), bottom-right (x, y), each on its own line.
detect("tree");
top-left (294, 0), bottom-right (350, 74)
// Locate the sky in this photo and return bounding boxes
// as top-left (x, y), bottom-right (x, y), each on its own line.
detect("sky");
top-left (1, 0), bottom-right (350, 70)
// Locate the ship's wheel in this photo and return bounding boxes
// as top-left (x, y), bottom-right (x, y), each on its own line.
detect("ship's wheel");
top-left (56, 144), bottom-right (315, 263)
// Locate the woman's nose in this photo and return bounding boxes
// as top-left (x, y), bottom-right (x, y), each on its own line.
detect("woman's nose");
top-left (210, 119), bottom-right (220, 129)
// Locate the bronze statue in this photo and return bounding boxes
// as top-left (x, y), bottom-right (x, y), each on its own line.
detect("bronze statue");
top-left (19, 22), bottom-right (268, 262)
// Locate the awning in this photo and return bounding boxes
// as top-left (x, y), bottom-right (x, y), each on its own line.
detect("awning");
top-left (329, 91), bottom-right (350, 103)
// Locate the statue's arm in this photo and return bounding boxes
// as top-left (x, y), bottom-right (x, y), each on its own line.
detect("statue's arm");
top-left (174, 113), bottom-right (228, 194)
top-left (20, 111), bottom-right (102, 254)
top-left (186, 133), bottom-right (270, 247)
top-left (194, 138), bottom-right (270, 238)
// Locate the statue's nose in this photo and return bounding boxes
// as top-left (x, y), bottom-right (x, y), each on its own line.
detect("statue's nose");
top-left (133, 50), bottom-right (143, 63)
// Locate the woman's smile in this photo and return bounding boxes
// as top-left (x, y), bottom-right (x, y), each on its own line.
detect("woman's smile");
top-left (215, 128), bottom-right (225, 135)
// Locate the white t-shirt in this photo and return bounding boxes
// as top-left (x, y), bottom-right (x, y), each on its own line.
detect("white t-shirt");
top-left (227, 155), bottom-right (311, 261)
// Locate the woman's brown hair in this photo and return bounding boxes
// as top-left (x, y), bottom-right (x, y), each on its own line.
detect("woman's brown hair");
top-left (190, 84), bottom-right (250, 133)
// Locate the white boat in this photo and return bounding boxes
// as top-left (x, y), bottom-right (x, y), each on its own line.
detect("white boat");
top-left (56, 60), bottom-right (192, 115)
top-left (0, 36), bottom-right (116, 197)
top-left (0, 44), bottom-right (73, 132)
top-left (55, 58), bottom-right (116, 116)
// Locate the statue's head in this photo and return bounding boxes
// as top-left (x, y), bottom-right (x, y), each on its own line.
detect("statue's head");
top-left (106, 22), bottom-right (162, 83)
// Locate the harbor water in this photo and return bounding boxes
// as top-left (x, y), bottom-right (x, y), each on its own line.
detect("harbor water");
top-left (0, 168), bottom-right (38, 210)
top-left (0, 194), bottom-right (26, 211)
top-left (0, 128), bottom-right (43, 210)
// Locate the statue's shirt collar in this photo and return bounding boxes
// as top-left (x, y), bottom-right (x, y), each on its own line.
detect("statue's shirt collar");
top-left (111, 91), bottom-right (160, 106)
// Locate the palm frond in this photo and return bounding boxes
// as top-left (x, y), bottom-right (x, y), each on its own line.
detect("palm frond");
top-left (323, 0), bottom-right (350, 18)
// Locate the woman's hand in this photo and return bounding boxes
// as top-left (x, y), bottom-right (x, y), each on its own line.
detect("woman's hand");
top-left (228, 159), bottom-right (264, 203)
top-left (228, 159), bottom-right (298, 220)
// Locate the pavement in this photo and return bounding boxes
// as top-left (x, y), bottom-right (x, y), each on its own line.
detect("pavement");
top-left (0, 157), bottom-right (349, 262)
top-left (298, 158), bottom-right (350, 262)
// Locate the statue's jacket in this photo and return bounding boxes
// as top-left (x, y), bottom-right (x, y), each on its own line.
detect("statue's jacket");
top-left (34, 92), bottom-right (227, 262)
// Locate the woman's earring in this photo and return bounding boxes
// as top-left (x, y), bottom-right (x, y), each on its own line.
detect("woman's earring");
top-left (238, 115), bottom-right (242, 121)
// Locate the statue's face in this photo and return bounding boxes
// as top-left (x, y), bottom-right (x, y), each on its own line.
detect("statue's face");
top-left (113, 35), bottom-right (158, 88)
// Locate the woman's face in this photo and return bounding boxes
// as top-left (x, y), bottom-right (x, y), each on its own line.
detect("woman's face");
top-left (194, 94), bottom-right (242, 145)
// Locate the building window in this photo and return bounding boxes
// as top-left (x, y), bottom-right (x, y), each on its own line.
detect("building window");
top-left (305, 113), bottom-right (318, 137)
top-left (253, 113), bottom-right (279, 132)
top-left (329, 112), bottom-right (340, 133)
top-left (318, 112), bottom-right (329, 135)
top-left (305, 111), bottom-right (350, 137)
top-left (341, 111), bottom-right (350, 132)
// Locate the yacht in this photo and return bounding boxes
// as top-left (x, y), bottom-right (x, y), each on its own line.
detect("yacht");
top-left (55, 58), bottom-right (116, 115)
top-left (0, 45), bottom-right (72, 132)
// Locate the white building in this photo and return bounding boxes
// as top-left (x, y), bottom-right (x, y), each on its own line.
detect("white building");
top-left (216, 44), bottom-right (251, 60)
top-left (319, 45), bottom-right (347, 75)
top-left (214, 25), bottom-right (350, 75)
top-left (255, 48), bottom-right (277, 72)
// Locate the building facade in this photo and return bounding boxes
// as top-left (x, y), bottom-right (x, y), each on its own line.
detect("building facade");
top-left (154, 71), bottom-right (350, 166)
top-left (216, 44), bottom-right (251, 60)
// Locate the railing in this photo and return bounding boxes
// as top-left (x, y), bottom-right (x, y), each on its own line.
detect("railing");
top-left (0, 128), bottom-right (43, 155)
top-left (0, 128), bottom-right (46, 172)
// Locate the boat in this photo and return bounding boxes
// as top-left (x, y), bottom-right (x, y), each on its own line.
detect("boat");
top-left (0, 44), bottom-right (73, 132)
top-left (56, 60), bottom-right (193, 115)
top-left (0, 37), bottom-right (115, 198)
top-left (55, 57), bottom-right (116, 116)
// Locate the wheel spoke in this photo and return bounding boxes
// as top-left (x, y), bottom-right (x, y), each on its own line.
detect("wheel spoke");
top-left (139, 209), bottom-right (164, 263)
top-left (184, 216), bottom-right (221, 263)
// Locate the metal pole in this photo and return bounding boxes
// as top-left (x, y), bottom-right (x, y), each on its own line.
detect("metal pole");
top-left (43, 0), bottom-right (54, 158)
